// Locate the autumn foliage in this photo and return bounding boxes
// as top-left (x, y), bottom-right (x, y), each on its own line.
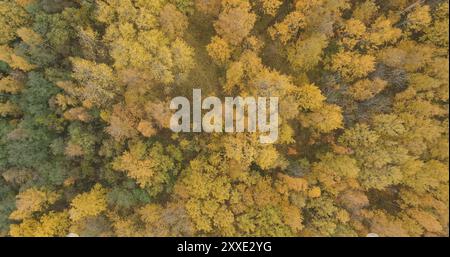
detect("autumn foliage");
top-left (0, 0), bottom-right (448, 237)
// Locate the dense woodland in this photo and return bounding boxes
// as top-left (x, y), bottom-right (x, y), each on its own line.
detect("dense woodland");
top-left (0, 0), bottom-right (448, 237)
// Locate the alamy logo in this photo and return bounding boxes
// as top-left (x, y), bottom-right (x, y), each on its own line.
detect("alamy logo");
top-left (170, 89), bottom-right (279, 143)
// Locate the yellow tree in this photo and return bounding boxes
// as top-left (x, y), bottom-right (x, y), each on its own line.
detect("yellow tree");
top-left (10, 188), bottom-right (59, 220)
top-left (0, 1), bottom-right (28, 44)
top-left (257, 0), bottom-right (283, 16)
top-left (352, 0), bottom-right (378, 24)
top-left (347, 78), bottom-right (387, 101)
top-left (291, 83), bottom-right (326, 111)
top-left (16, 27), bottom-right (43, 47)
top-left (406, 5), bottom-right (432, 33)
top-left (159, 3), bottom-right (188, 40)
top-left (423, 2), bottom-right (448, 48)
top-left (330, 51), bottom-right (376, 81)
top-left (207, 36), bottom-right (232, 65)
top-left (214, 0), bottom-right (256, 46)
top-left (112, 141), bottom-right (175, 195)
top-left (269, 11), bottom-right (305, 44)
top-left (0, 45), bottom-right (36, 71)
top-left (0, 75), bottom-right (24, 94)
top-left (299, 104), bottom-right (343, 133)
top-left (69, 184), bottom-right (107, 222)
top-left (70, 57), bottom-right (119, 107)
top-left (10, 211), bottom-right (71, 237)
top-left (367, 16), bottom-right (401, 47)
top-left (287, 34), bottom-right (328, 72)
top-left (195, 0), bottom-right (221, 16)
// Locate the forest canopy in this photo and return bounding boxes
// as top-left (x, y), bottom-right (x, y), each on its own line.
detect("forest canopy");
top-left (0, 0), bottom-right (448, 237)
